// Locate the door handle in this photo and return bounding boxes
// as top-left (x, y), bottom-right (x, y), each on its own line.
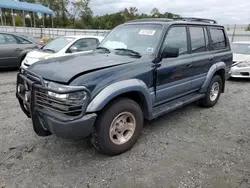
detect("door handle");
top-left (209, 58), bottom-right (214, 62)
top-left (186, 64), bottom-right (193, 68)
top-left (15, 48), bottom-right (22, 51)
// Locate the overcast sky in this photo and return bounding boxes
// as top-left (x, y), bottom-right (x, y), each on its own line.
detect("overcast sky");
top-left (89, 0), bottom-right (250, 24)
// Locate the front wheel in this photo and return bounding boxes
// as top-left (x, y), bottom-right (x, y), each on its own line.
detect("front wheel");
top-left (198, 75), bottom-right (222, 107)
top-left (91, 98), bottom-right (143, 156)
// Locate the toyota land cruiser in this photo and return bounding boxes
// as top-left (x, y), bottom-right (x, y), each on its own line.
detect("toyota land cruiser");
top-left (16, 18), bottom-right (233, 156)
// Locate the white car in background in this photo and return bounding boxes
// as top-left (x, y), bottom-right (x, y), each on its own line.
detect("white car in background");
top-left (21, 35), bottom-right (104, 69)
top-left (230, 41), bottom-right (250, 78)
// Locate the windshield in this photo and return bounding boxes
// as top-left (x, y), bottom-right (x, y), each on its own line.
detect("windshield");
top-left (231, 43), bottom-right (250, 55)
top-left (99, 24), bottom-right (163, 55)
top-left (42, 37), bottom-right (74, 53)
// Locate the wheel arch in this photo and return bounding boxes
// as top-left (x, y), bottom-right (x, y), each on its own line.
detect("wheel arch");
top-left (19, 52), bottom-right (28, 66)
top-left (199, 62), bottom-right (226, 93)
top-left (86, 79), bottom-right (154, 119)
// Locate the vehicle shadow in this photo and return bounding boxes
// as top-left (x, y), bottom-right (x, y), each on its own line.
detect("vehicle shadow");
top-left (227, 77), bottom-right (250, 83)
top-left (52, 102), bottom-right (199, 159)
top-left (0, 67), bottom-right (19, 73)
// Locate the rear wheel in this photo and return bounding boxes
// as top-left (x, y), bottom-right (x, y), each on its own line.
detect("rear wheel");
top-left (91, 98), bottom-right (143, 156)
top-left (198, 75), bottom-right (222, 107)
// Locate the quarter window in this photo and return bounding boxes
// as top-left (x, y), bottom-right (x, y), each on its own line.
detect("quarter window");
top-left (190, 27), bottom-right (206, 53)
top-left (163, 27), bottom-right (188, 55)
top-left (210, 28), bottom-right (227, 50)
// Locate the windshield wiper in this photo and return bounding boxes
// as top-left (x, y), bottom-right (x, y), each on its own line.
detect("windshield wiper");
top-left (114, 48), bottom-right (141, 58)
top-left (42, 49), bottom-right (56, 53)
top-left (96, 46), bottom-right (110, 53)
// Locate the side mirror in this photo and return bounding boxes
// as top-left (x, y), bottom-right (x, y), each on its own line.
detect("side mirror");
top-left (69, 46), bottom-right (78, 53)
top-left (161, 45), bottom-right (179, 58)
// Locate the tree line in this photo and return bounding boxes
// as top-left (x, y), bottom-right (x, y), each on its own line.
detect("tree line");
top-left (2, 0), bottom-right (181, 29)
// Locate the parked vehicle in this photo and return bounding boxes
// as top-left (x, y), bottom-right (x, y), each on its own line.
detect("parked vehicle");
top-left (16, 18), bottom-right (232, 155)
top-left (21, 35), bottom-right (104, 69)
top-left (0, 32), bottom-right (38, 68)
top-left (230, 41), bottom-right (250, 78)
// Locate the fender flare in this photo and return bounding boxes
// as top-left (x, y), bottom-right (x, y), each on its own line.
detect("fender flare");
top-left (199, 62), bottom-right (226, 93)
top-left (86, 79), bottom-right (153, 117)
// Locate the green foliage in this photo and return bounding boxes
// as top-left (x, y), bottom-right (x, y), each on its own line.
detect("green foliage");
top-left (246, 25), bottom-right (250, 31)
top-left (3, 1), bottom-right (181, 30)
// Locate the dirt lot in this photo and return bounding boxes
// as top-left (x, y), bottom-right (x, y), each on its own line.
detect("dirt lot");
top-left (0, 70), bottom-right (250, 188)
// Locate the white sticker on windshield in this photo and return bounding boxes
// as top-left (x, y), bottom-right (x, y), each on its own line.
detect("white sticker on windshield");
top-left (139, 29), bottom-right (156, 36)
top-left (147, 47), bottom-right (154, 53)
top-left (103, 41), bottom-right (127, 49)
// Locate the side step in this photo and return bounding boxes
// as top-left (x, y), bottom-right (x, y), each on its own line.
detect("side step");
top-left (152, 93), bottom-right (205, 119)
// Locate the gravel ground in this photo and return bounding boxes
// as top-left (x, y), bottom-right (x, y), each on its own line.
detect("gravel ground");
top-left (0, 70), bottom-right (250, 188)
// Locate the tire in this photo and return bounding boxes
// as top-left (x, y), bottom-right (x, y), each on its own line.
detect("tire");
top-left (91, 98), bottom-right (143, 156)
top-left (198, 75), bottom-right (222, 107)
top-left (19, 55), bottom-right (26, 67)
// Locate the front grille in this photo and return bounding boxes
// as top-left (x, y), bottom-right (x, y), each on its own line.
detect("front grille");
top-left (35, 88), bottom-right (83, 116)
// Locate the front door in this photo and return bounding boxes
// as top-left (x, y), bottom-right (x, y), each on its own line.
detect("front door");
top-left (156, 26), bottom-right (194, 105)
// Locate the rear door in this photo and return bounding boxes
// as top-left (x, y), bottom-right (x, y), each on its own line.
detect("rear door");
top-left (188, 26), bottom-right (213, 90)
top-left (0, 33), bottom-right (21, 67)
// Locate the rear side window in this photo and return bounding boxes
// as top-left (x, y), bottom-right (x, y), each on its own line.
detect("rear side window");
top-left (210, 28), bottom-right (227, 50)
top-left (190, 27), bottom-right (206, 53)
top-left (17, 37), bottom-right (32, 44)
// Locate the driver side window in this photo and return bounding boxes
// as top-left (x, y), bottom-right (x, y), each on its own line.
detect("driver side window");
top-left (163, 26), bottom-right (188, 55)
top-left (71, 38), bottom-right (99, 52)
top-left (0, 34), bottom-right (18, 44)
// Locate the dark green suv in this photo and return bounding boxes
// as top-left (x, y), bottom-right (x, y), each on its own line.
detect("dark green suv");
top-left (16, 18), bottom-right (233, 155)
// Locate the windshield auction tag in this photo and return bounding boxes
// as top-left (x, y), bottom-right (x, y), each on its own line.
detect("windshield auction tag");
top-left (139, 29), bottom-right (156, 36)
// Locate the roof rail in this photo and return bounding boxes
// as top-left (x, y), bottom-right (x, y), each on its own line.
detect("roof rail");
top-left (175, 17), bottom-right (217, 24)
top-left (127, 18), bottom-right (174, 23)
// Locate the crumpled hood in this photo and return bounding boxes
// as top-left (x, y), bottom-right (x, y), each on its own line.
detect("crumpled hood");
top-left (29, 52), bottom-right (137, 83)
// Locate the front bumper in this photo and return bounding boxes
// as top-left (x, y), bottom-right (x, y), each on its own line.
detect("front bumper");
top-left (37, 111), bottom-right (96, 137)
top-left (230, 66), bottom-right (250, 78)
top-left (16, 68), bottom-right (95, 138)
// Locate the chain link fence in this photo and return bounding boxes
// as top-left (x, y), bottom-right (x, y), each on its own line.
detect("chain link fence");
top-left (0, 26), bottom-right (110, 38)
top-left (1, 25), bottom-right (250, 42)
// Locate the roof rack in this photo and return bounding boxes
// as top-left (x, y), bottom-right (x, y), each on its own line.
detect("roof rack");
top-left (127, 18), bottom-right (174, 23)
top-left (175, 17), bottom-right (217, 24)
